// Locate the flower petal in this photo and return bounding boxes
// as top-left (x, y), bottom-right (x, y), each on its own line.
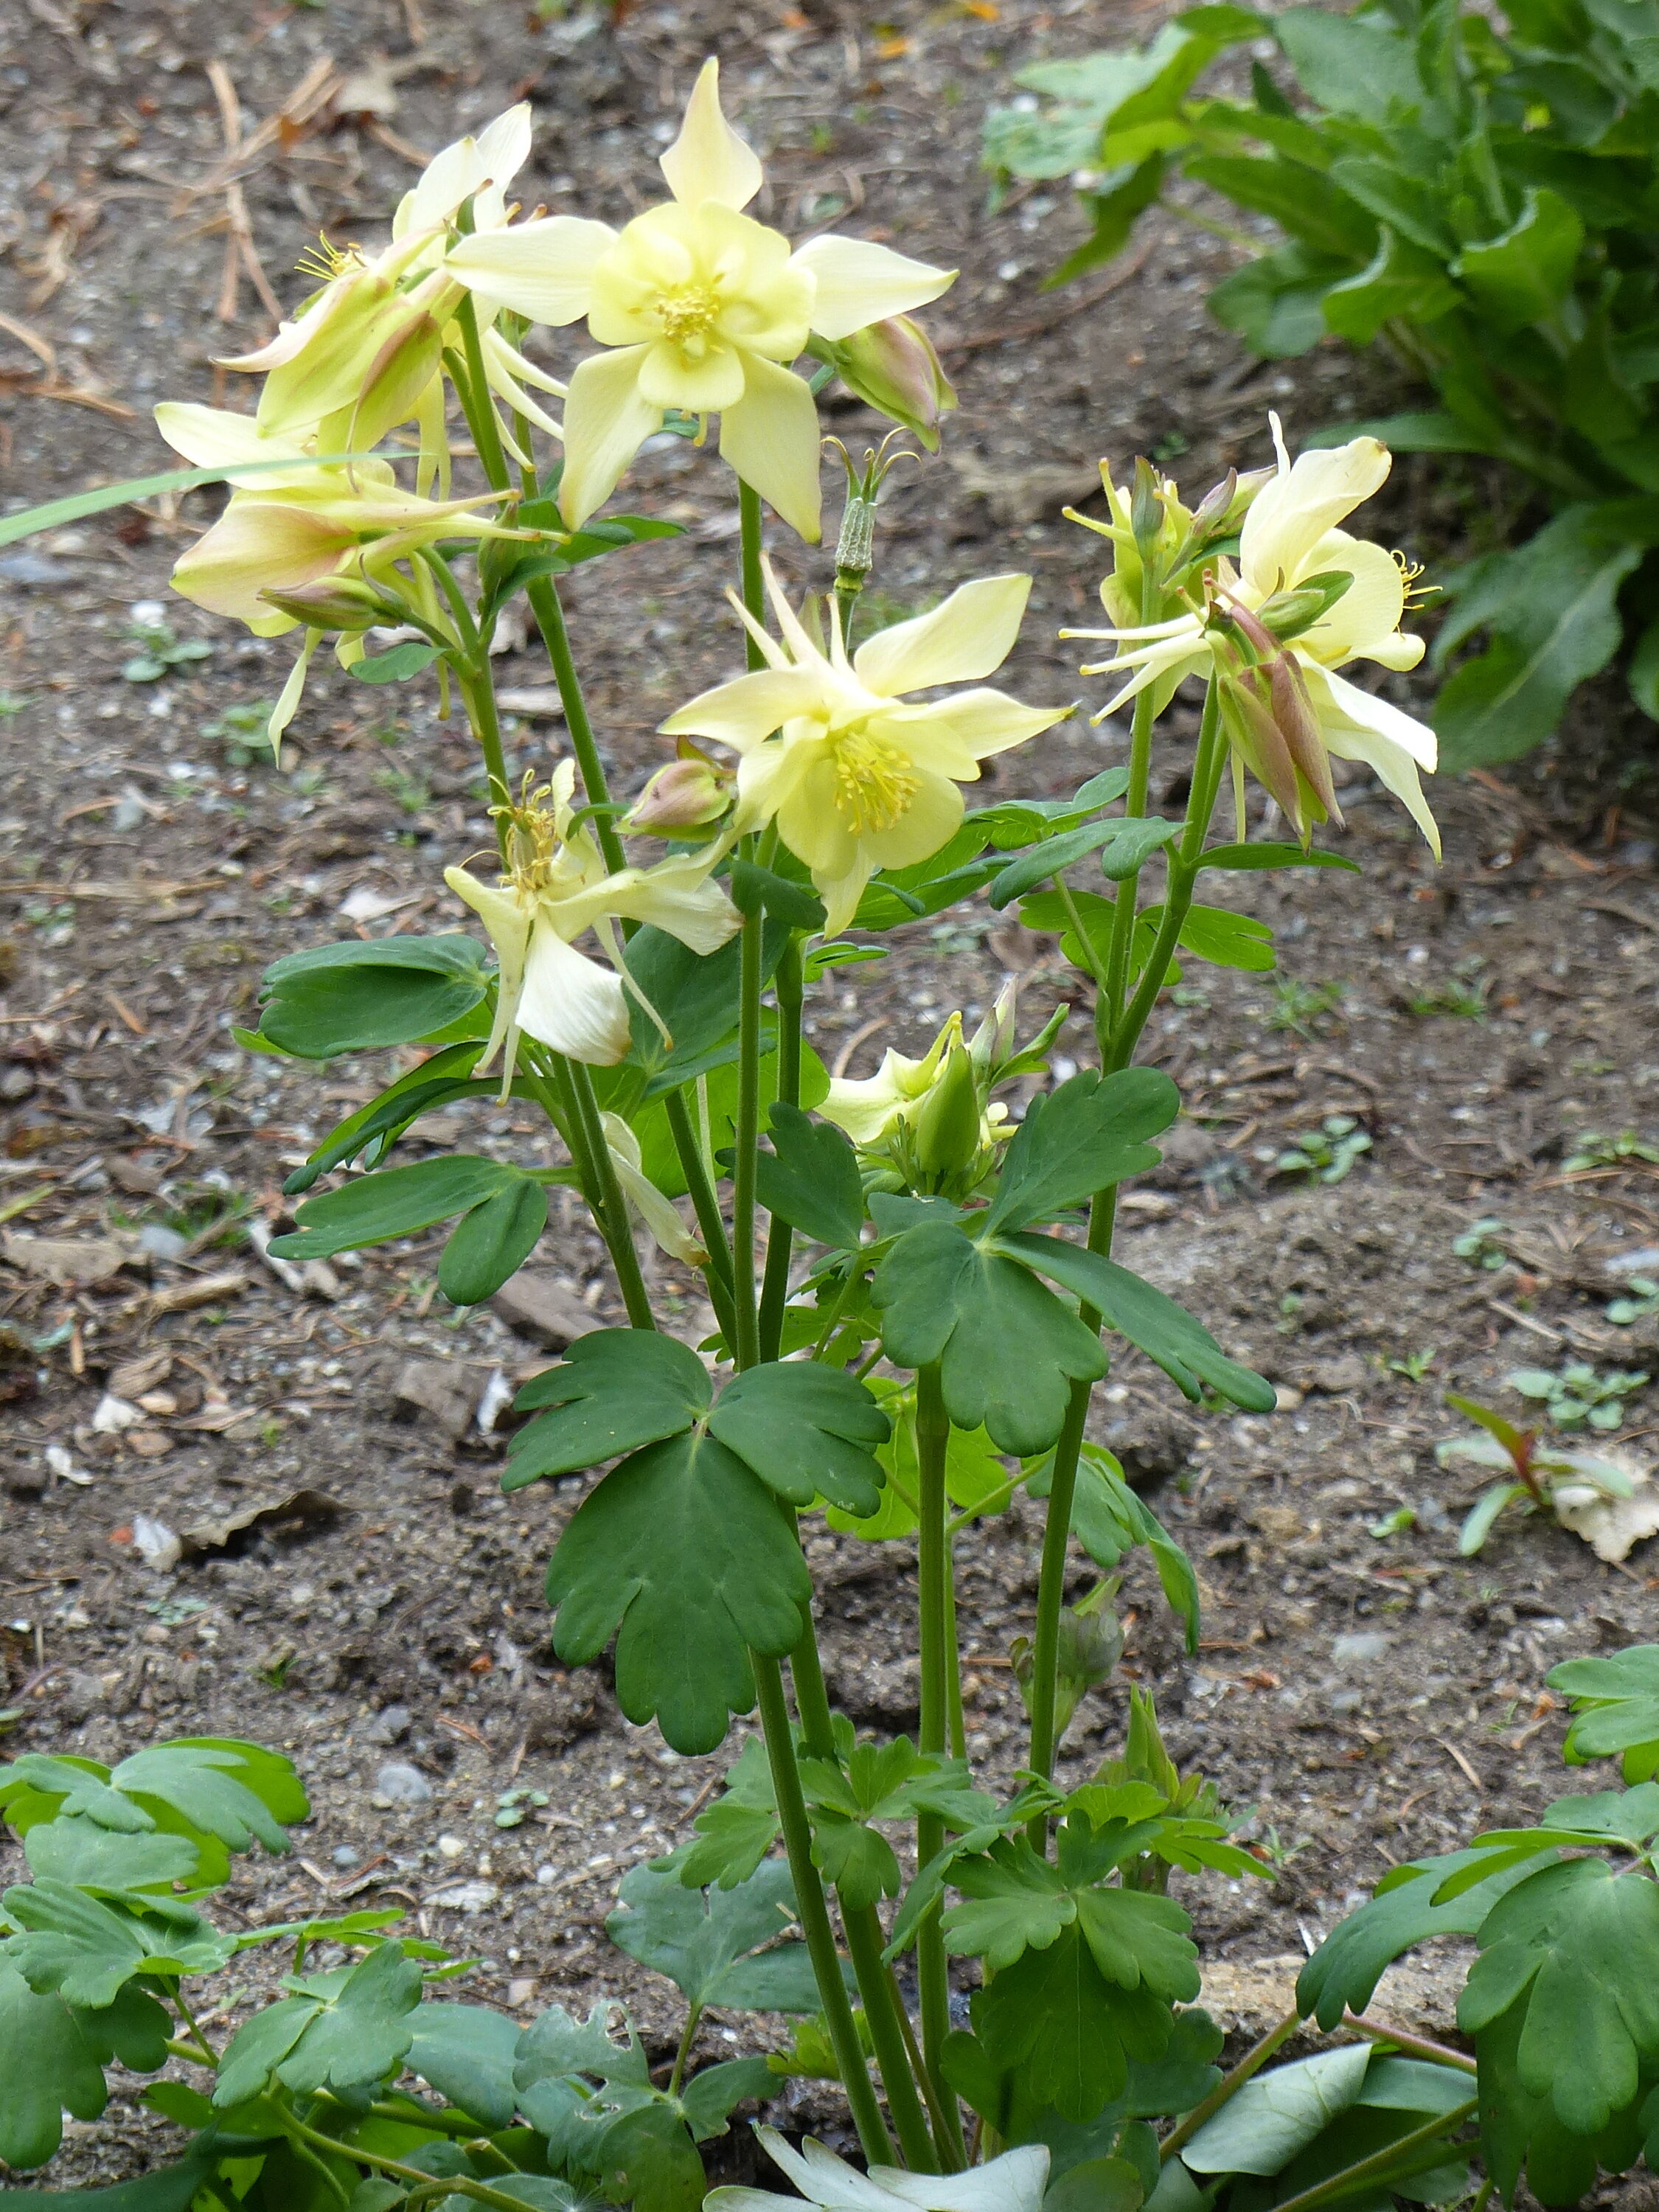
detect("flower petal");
top-left (448, 216), bottom-right (618, 327)
top-left (661, 667), bottom-right (830, 752)
top-left (445, 866), bottom-right (532, 1075)
top-left (636, 333), bottom-right (747, 413)
top-left (1291, 529), bottom-right (1407, 667)
top-left (869, 2148), bottom-right (1051, 2212)
top-left (602, 1112), bottom-right (705, 1262)
top-left (605, 857), bottom-right (742, 954)
top-left (660, 58), bottom-right (764, 212)
top-left (731, 727), bottom-right (826, 836)
top-left (515, 925), bottom-right (632, 1065)
top-left (1240, 435), bottom-right (1392, 595)
top-left (153, 403), bottom-right (316, 487)
top-left (858, 765), bottom-right (964, 870)
top-left (558, 346), bottom-right (663, 530)
top-left (874, 688), bottom-right (1066, 773)
top-left (792, 233), bottom-right (956, 343)
top-left (171, 499), bottom-right (345, 625)
top-left (718, 354), bottom-right (824, 543)
top-left (1303, 664), bottom-right (1440, 858)
top-left (854, 573), bottom-right (1032, 696)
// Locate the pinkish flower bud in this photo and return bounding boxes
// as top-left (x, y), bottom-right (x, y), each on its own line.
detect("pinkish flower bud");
top-left (257, 573), bottom-right (385, 630)
top-left (827, 316), bottom-right (957, 452)
top-left (625, 753), bottom-right (732, 835)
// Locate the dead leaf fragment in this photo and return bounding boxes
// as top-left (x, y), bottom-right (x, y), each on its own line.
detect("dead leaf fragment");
top-left (110, 1349), bottom-right (173, 1399)
top-left (182, 1488), bottom-right (343, 1554)
top-left (1555, 1464), bottom-right (1659, 1562)
top-left (3, 1231), bottom-right (139, 1287)
top-left (150, 1270), bottom-right (248, 1315)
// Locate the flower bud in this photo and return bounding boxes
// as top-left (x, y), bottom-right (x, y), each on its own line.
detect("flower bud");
top-left (909, 1032), bottom-right (983, 1187)
top-left (1257, 567), bottom-right (1354, 644)
top-left (1267, 651), bottom-right (1337, 819)
top-left (624, 750), bottom-right (732, 835)
top-left (969, 976), bottom-right (1019, 1083)
top-left (257, 573), bottom-right (386, 630)
top-left (824, 315), bottom-right (957, 452)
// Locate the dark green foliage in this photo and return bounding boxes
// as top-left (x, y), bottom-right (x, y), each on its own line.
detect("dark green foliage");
top-left (255, 936), bottom-right (491, 1058)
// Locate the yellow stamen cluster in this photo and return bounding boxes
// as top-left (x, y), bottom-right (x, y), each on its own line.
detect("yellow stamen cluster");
top-left (494, 773), bottom-right (564, 892)
top-left (294, 234), bottom-right (363, 285)
top-left (1394, 548), bottom-right (1435, 605)
top-left (657, 285), bottom-right (722, 352)
top-left (830, 726), bottom-right (920, 835)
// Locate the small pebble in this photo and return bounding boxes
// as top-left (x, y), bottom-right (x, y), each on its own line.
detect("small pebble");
top-left (332, 1845), bottom-right (361, 1869)
top-left (364, 1703), bottom-right (411, 1745)
top-left (1331, 1632), bottom-right (1391, 1669)
top-left (138, 1222), bottom-right (189, 1263)
top-left (437, 1833), bottom-right (466, 1860)
top-left (374, 1760), bottom-right (434, 1809)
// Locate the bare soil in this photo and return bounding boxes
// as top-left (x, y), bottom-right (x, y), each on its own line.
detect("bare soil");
top-left (4, 0), bottom-right (1659, 2188)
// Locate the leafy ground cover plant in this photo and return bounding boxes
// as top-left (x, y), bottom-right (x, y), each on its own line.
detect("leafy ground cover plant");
top-left (986, 0), bottom-right (1659, 768)
top-left (0, 53), bottom-right (1559, 2212)
top-left (1436, 1390), bottom-right (1639, 1551)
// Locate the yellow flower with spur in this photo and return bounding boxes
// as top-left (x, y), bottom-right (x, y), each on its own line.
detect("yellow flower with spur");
top-left (445, 761), bottom-right (740, 1078)
top-left (1068, 417), bottom-right (1439, 855)
top-left (445, 59), bottom-right (954, 541)
top-left (661, 557), bottom-right (1066, 936)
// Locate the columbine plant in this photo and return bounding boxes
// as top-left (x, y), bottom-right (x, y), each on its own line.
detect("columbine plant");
top-left (23, 58), bottom-right (1600, 2212)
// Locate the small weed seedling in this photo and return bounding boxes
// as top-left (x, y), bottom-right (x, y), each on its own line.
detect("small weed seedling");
top-left (1453, 1215), bottom-right (1510, 1270)
top-left (1564, 1128), bottom-right (1659, 1172)
top-left (1266, 976), bottom-right (1345, 1038)
top-left (1439, 1391), bottom-right (1636, 1552)
top-left (1273, 1115), bottom-right (1371, 1186)
top-left (1388, 1346), bottom-right (1436, 1383)
top-left (1405, 956), bottom-right (1488, 1019)
top-left (122, 617), bottom-right (212, 683)
top-left (1610, 1277), bottom-right (1659, 1326)
top-left (1508, 1360), bottom-right (1649, 1431)
top-left (201, 701), bottom-right (277, 768)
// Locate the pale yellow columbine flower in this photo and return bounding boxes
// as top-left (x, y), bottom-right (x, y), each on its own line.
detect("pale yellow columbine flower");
top-left (599, 1111), bottom-right (706, 1265)
top-left (159, 412), bottom-right (518, 749)
top-left (446, 60), bottom-right (953, 540)
top-left (216, 106), bottom-right (561, 490)
top-left (1068, 417), bottom-right (1439, 856)
top-left (445, 761), bottom-right (740, 1077)
top-left (661, 558), bottom-right (1064, 934)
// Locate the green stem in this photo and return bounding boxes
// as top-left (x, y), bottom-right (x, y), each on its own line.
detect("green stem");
top-left (455, 658), bottom-right (512, 849)
top-left (525, 574), bottom-right (628, 875)
top-left (943, 1538), bottom-right (967, 1763)
top-left (284, 2127), bottom-right (351, 2211)
top-left (1025, 1188), bottom-right (1116, 1842)
top-left (281, 2105), bottom-right (544, 2212)
top-left (914, 1363), bottom-right (967, 2168)
top-left (758, 934), bottom-right (803, 1361)
top-left (738, 478), bottom-right (767, 667)
top-left (887, 1956), bottom-right (963, 2169)
top-left (668, 1088), bottom-right (739, 1310)
top-left (455, 291), bottom-right (512, 495)
top-left (1161, 2009), bottom-right (1301, 2161)
top-left (753, 1653), bottom-right (894, 2165)
top-left (667, 2002), bottom-right (702, 2097)
top-left (844, 1902), bottom-right (941, 2173)
top-left (1107, 673), bottom-right (1224, 1074)
top-left (812, 1257), bottom-right (866, 1360)
top-left (1100, 681), bottom-right (1159, 1036)
top-left (1343, 2011), bottom-right (1478, 2075)
top-left (733, 896), bottom-right (764, 1370)
top-left (1268, 2104), bottom-right (1478, 2212)
top-left (564, 1056), bottom-right (656, 1329)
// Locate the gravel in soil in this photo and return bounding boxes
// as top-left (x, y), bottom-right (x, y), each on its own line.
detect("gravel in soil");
top-left (3, 0), bottom-right (1659, 2187)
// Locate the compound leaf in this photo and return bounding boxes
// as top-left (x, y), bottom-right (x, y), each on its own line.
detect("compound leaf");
top-left (754, 1103), bottom-right (865, 1251)
top-left (605, 1860), bottom-right (820, 2013)
top-left (545, 1432), bottom-right (811, 1754)
top-left (678, 2055), bottom-right (776, 2142)
top-left (507, 1330), bottom-right (710, 1489)
top-left (1458, 1855), bottom-right (1659, 2135)
top-left (707, 1360), bottom-right (889, 1516)
top-left (403, 2000), bottom-right (523, 2129)
top-left (276, 1941), bottom-right (426, 2097)
top-left (981, 1068), bottom-right (1178, 1234)
top-left (0, 1963), bottom-right (168, 2169)
top-left (1298, 1846), bottom-right (1548, 2030)
top-left (971, 1923), bottom-right (1177, 2123)
top-left (258, 936), bottom-right (491, 1059)
top-left (1550, 1644), bottom-right (1659, 1778)
top-left (271, 1156), bottom-right (521, 1263)
top-left (998, 1232), bottom-right (1276, 1411)
top-left (872, 1222), bottom-right (1107, 1455)
top-left (437, 1177), bottom-right (549, 1307)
